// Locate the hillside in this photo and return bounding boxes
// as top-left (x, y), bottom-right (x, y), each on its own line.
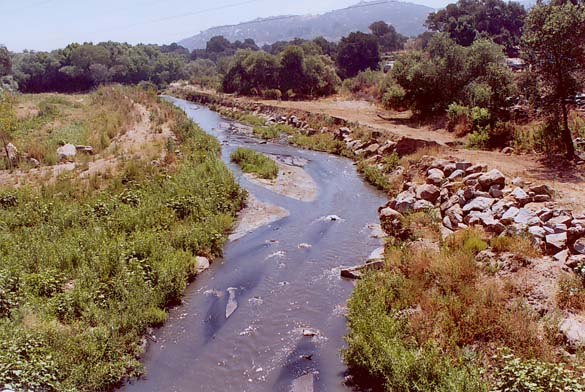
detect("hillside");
top-left (178, 0), bottom-right (433, 50)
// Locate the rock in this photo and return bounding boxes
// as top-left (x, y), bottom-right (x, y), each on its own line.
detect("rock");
top-left (489, 185), bottom-right (504, 198)
top-left (560, 315), bottom-right (585, 349)
top-left (478, 169), bottom-right (506, 189)
top-left (479, 213), bottom-right (506, 234)
top-left (363, 143), bottom-right (380, 156)
top-left (440, 225), bottom-right (454, 240)
top-left (380, 207), bottom-right (403, 221)
top-left (501, 147), bottom-right (514, 155)
top-left (75, 145), bottom-right (94, 155)
top-left (575, 238), bottom-right (585, 255)
top-left (394, 191), bottom-right (416, 213)
top-left (443, 216), bottom-right (455, 230)
top-left (367, 247), bottom-right (385, 261)
top-left (291, 373), bottom-right (314, 392)
top-left (511, 177), bottom-right (525, 187)
top-left (553, 249), bottom-right (569, 263)
top-left (440, 195), bottom-right (462, 212)
top-left (378, 141), bottom-right (397, 155)
top-left (416, 184), bottom-right (440, 203)
top-left (548, 215), bottom-right (572, 227)
top-left (5, 142), bottom-right (18, 164)
top-left (340, 260), bottom-right (384, 280)
top-left (321, 215), bottom-right (343, 222)
top-left (413, 199), bottom-right (434, 212)
top-left (427, 168), bottom-right (445, 185)
top-left (528, 226), bottom-right (546, 239)
top-left (57, 143), bottom-right (77, 162)
top-left (446, 204), bottom-right (464, 225)
top-left (529, 184), bottom-right (553, 196)
top-left (28, 157), bottom-right (40, 168)
top-left (514, 208), bottom-right (540, 226)
top-left (566, 255), bottom-right (585, 269)
top-left (455, 161), bottom-right (472, 171)
top-left (465, 164), bottom-right (486, 175)
top-left (448, 169), bottom-right (466, 181)
top-left (501, 207), bottom-right (520, 223)
top-left (533, 194), bottom-right (551, 203)
top-left (537, 208), bottom-right (554, 222)
top-left (298, 243), bottom-right (312, 249)
top-left (442, 163), bottom-right (457, 176)
top-left (196, 256), bottom-right (210, 274)
top-left (545, 232), bottom-right (567, 251)
top-left (492, 200), bottom-right (514, 217)
top-left (511, 187), bottom-right (530, 204)
top-left (462, 197), bottom-right (495, 213)
top-left (302, 328), bottom-right (318, 337)
top-left (226, 287), bottom-right (238, 319)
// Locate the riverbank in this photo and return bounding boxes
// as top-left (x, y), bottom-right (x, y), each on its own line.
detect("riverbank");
top-left (0, 88), bottom-right (246, 391)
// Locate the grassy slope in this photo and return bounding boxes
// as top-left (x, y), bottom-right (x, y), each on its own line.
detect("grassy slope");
top-left (0, 88), bottom-right (246, 391)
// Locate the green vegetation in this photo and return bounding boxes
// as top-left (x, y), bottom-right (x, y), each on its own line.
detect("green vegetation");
top-left (522, 1), bottom-right (585, 159)
top-left (230, 148), bottom-right (278, 180)
top-left (0, 89), bottom-right (246, 390)
top-left (290, 133), bottom-right (349, 156)
top-left (222, 45), bottom-right (340, 98)
top-left (357, 153), bottom-right (401, 193)
top-left (343, 225), bottom-right (584, 391)
top-left (425, 0), bottom-right (526, 55)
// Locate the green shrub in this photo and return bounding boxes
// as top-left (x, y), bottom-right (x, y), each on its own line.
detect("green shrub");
top-left (253, 126), bottom-right (280, 140)
top-left (447, 103), bottom-right (471, 133)
top-left (468, 127), bottom-right (491, 149)
top-left (262, 89), bottom-right (282, 100)
top-left (357, 162), bottom-right (391, 191)
top-left (230, 148), bottom-right (279, 180)
top-left (344, 270), bottom-right (487, 392)
top-left (492, 351), bottom-right (585, 392)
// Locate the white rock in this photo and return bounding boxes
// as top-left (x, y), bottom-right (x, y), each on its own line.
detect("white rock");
top-left (546, 232), bottom-right (567, 250)
top-left (478, 169), bottom-right (506, 189)
top-left (560, 315), bottom-right (585, 348)
top-left (57, 143), bottom-right (77, 162)
top-left (462, 197), bottom-right (495, 213)
top-left (514, 208), bottom-right (540, 226)
top-left (196, 256), bottom-right (210, 274)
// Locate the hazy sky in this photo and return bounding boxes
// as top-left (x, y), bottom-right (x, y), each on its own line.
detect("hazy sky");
top-left (0, 0), bottom-right (449, 52)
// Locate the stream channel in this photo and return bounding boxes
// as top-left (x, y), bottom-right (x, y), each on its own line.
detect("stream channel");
top-left (121, 97), bottom-right (388, 391)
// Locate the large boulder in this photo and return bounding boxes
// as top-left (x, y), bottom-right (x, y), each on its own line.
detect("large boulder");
top-left (560, 315), bottom-right (585, 349)
top-left (427, 168), bottom-right (445, 186)
top-left (4, 143), bottom-right (18, 164)
top-left (416, 184), bottom-right (440, 203)
top-left (546, 232), bottom-right (567, 251)
top-left (462, 196), bottom-right (495, 213)
top-left (57, 143), bottom-right (77, 162)
top-left (514, 208), bottom-right (541, 226)
top-left (394, 191), bottom-right (416, 213)
top-left (478, 169), bottom-right (506, 189)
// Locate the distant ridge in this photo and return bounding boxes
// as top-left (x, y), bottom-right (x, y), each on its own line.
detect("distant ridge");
top-left (178, 0), bottom-right (433, 50)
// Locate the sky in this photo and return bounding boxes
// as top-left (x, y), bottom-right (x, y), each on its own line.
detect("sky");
top-left (0, 0), bottom-right (450, 52)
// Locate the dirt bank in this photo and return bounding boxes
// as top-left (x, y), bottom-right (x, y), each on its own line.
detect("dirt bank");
top-left (229, 194), bottom-right (289, 241)
top-left (244, 155), bottom-right (319, 202)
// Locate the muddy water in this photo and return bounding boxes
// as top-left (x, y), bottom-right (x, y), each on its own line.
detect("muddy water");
top-left (121, 97), bottom-right (387, 392)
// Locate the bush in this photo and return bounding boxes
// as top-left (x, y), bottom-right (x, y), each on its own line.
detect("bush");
top-left (262, 89), bottom-right (282, 100)
top-left (230, 148), bottom-right (279, 180)
top-left (447, 103), bottom-right (472, 134)
top-left (253, 126), bottom-right (280, 140)
top-left (492, 351), bottom-right (585, 392)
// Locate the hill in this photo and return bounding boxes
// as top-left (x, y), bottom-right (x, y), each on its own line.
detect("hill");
top-left (178, 0), bottom-right (433, 50)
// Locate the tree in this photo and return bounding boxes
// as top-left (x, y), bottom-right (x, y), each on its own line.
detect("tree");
top-left (522, 2), bottom-right (585, 159)
top-left (206, 36), bottom-right (233, 53)
top-left (0, 93), bottom-right (17, 169)
top-left (278, 45), bottom-right (307, 94)
top-left (369, 21), bottom-right (392, 37)
top-left (426, 0), bottom-right (527, 55)
top-left (0, 46), bottom-right (11, 77)
top-left (336, 32), bottom-right (380, 79)
top-left (369, 21), bottom-right (406, 52)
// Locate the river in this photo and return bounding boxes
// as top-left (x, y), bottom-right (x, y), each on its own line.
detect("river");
top-left (120, 97), bottom-right (387, 392)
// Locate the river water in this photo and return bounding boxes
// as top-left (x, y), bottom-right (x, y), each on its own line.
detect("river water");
top-left (121, 97), bottom-right (387, 392)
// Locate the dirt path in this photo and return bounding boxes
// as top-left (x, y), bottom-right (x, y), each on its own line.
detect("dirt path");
top-left (0, 103), bottom-right (174, 188)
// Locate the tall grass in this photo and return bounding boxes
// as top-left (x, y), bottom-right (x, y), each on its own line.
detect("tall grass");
top-left (0, 92), bottom-right (246, 391)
